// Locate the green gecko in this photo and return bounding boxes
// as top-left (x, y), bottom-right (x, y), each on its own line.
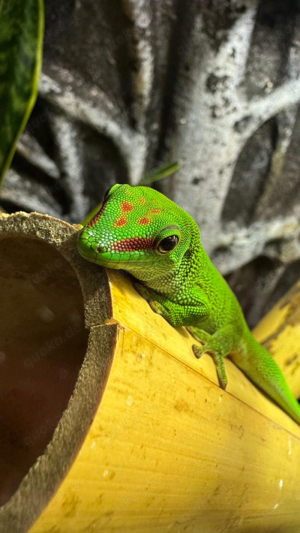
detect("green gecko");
top-left (77, 183), bottom-right (300, 425)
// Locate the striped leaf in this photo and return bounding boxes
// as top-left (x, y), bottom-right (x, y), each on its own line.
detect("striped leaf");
top-left (138, 161), bottom-right (180, 185)
top-left (0, 0), bottom-right (44, 186)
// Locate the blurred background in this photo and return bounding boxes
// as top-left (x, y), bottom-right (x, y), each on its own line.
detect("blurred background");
top-left (1, 0), bottom-right (300, 328)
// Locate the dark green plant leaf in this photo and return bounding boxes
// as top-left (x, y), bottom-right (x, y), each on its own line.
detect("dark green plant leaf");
top-left (0, 0), bottom-right (44, 186)
top-left (81, 203), bottom-right (103, 227)
top-left (138, 161), bottom-right (180, 185)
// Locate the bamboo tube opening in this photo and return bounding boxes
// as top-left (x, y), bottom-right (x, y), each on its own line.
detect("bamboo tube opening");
top-left (0, 236), bottom-right (88, 505)
top-left (0, 213), bottom-right (116, 533)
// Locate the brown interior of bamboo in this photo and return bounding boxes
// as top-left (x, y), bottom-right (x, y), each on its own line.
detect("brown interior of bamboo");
top-left (0, 237), bottom-right (88, 506)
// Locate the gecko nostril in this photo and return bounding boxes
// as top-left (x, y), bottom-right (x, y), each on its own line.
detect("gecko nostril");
top-left (96, 245), bottom-right (104, 253)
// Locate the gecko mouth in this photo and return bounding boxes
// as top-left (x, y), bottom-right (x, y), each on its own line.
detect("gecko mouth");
top-left (86, 253), bottom-right (157, 267)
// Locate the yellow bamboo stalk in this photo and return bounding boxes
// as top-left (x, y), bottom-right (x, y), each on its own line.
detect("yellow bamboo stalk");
top-left (0, 212), bottom-right (299, 533)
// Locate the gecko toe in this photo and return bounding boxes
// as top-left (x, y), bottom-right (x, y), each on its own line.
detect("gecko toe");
top-left (192, 344), bottom-right (207, 359)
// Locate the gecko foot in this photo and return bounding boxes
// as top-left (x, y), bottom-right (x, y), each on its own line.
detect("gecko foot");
top-left (192, 343), bottom-right (207, 359)
top-left (149, 301), bottom-right (164, 315)
top-left (214, 355), bottom-right (228, 390)
top-left (192, 344), bottom-right (228, 390)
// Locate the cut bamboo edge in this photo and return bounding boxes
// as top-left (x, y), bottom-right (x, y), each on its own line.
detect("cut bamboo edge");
top-left (0, 211), bottom-right (300, 533)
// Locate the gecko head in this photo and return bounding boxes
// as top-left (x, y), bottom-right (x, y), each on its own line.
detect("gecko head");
top-left (77, 184), bottom-right (195, 272)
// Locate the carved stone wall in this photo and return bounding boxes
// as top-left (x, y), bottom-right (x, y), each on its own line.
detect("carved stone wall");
top-left (1, 0), bottom-right (300, 328)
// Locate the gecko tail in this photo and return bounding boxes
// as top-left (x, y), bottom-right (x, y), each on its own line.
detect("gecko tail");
top-left (233, 332), bottom-right (300, 426)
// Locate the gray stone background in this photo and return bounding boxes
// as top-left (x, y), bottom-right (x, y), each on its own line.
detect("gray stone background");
top-left (1, 0), bottom-right (300, 328)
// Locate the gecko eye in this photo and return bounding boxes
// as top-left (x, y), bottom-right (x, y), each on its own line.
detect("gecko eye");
top-left (157, 235), bottom-right (179, 253)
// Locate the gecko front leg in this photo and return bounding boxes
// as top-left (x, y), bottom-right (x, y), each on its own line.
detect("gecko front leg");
top-left (133, 281), bottom-right (209, 328)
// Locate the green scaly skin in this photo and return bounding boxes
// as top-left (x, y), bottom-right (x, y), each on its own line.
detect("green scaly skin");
top-left (77, 184), bottom-right (300, 425)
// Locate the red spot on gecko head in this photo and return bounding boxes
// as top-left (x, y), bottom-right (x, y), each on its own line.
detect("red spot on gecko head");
top-left (121, 201), bottom-right (134, 212)
top-left (138, 217), bottom-right (151, 226)
top-left (150, 208), bottom-right (162, 214)
top-left (114, 217), bottom-right (128, 227)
